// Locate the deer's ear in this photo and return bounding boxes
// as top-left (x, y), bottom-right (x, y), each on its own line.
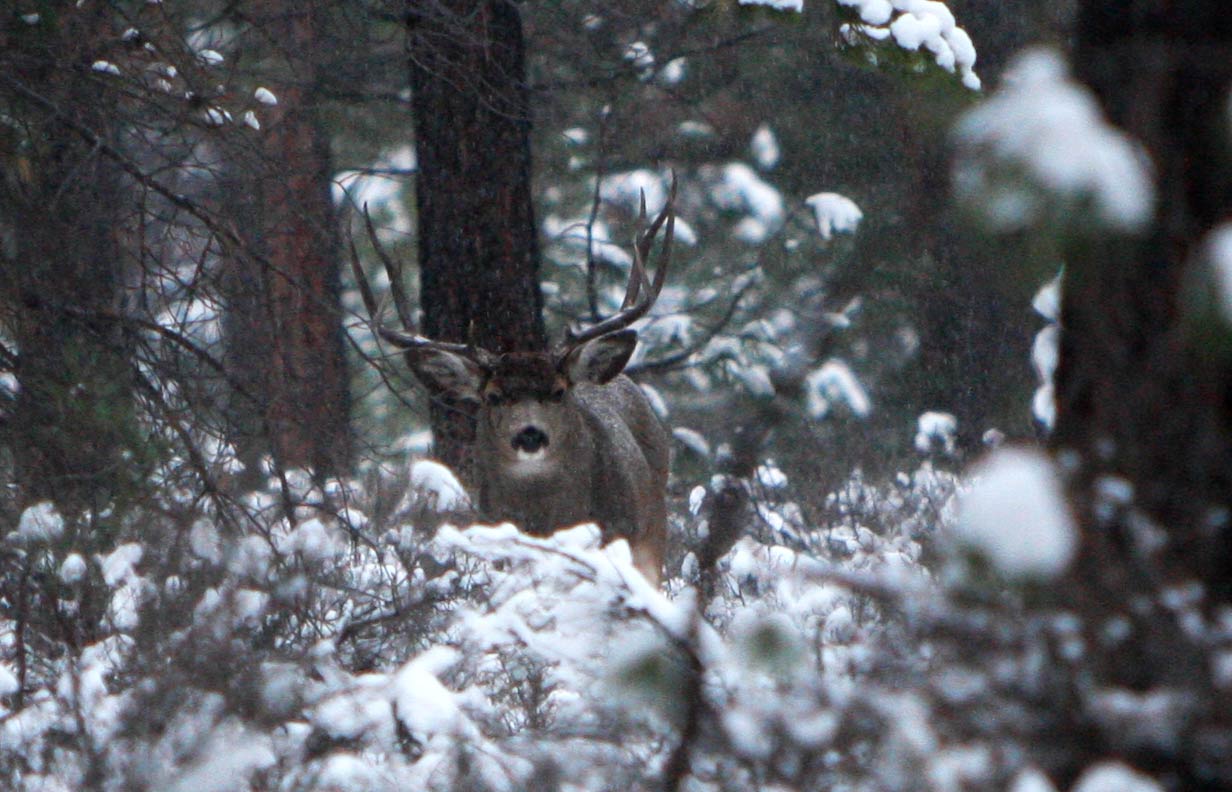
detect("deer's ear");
top-left (406, 348), bottom-right (484, 403)
top-left (561, 329), bottom-right (637, 385)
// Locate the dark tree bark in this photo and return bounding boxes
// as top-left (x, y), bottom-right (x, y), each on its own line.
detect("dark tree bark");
top-left (407, 0), bottom-right (546, 474)
top-left (1046, 3), bottom-right (1232, 784)
top-left (0, 6), bottom-right (139, 513)
top-left (224, 0), bottom-right (351, 481)
top-left (1058, 2), bottom-right (1232, 598)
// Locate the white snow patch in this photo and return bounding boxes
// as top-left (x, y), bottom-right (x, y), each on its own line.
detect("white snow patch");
top-left (403, 459), bottom-right (470, 512)
top-left (99, 543), bottom-right (143, 586)
top-left (751, 124), bottom-right (781, 170)
top-left (0, 664), bottom-right (18, 696)
top-left (805, 359), bottom-right (871, 418)
top-left (661, 57), bottom-right (687, 85)
top-left (838, 0), bottom-right (980, 89)
top-left (254, 87), bottom-right (278, 105)
top-left (915, 411), bottom-right (958, 454)
top-left (91, 60), bottom-right (122, 76)
top-left (1009, 767), bottom-right (1059, 792)
top-left (712, 162), bottom-right (785, 243)
top-left (957, 447), bottom-right (1076, 578)
top-left (1071, 762), bottom-right (1163, 792)
top-left (17, 501), bottom-right (64, 543)
top-left (1033, 271), bottom-right (1062, 321)
top-left (624, 40), bottom-right (654, 80)
top-left (805, 192), bottom-right (863, 240)
top-left (391, 647), bottom-right (475, 744)
top-left (600, 169), bottom-right (671, 215)
top-left (1031, 271), bottom-right (1062, 430)
top-left (202, 107), bottom-right (232, 126)
top-left (59, 553), bottom-right (88, 584)
top-left (954, 48), bottom-right (1154, 232)
top-left (197, 49), bottom-right (224, 66)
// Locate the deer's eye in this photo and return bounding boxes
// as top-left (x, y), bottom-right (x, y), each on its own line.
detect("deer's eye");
top-left (547, 387), bottom-right (566, 403)
top-left (485, 392), bottom-right (504, 407)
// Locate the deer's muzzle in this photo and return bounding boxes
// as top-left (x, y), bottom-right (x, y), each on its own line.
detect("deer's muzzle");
top-left (511, 426), bottom-right (549, 454)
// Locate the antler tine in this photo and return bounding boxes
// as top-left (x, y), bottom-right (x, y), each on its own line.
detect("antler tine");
top-left (565, 172), bottom-right (676, 349)
top-left (346, 214), bottom-right (382, 322)
top-left (347, 205), bottom-right (475, 357)
top-left (361, 204), bottom-right (416, 333)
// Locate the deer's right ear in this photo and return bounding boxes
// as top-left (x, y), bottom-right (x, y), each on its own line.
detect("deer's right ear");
top-left (406, 348), bottom-right (484, 403)
top-left (561, 329), bottom-right (638, 385)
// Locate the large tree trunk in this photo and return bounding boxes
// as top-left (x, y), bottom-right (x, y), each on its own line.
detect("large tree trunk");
top-left (407, 0), bottom-right (546, 474)
top-left (1, 5), bottom-right (138, 514)
top-left (1048, 3), bottom-right (1232, 784)
top-left (225, 0), bottom-right (351, 482)
top-left (1058, 3), bottom-right (1232, 598)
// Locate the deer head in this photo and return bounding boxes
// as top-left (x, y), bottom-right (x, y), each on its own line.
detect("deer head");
top-left (351, 178), bottom-right (676, 584)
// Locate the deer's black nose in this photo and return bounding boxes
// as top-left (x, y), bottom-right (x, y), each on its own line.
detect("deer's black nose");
top-left (511, 426), bottom-right (549, 453)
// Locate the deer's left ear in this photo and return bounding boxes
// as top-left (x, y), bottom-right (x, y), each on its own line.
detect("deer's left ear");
top-left (561, 329), bottom-right (638, 385)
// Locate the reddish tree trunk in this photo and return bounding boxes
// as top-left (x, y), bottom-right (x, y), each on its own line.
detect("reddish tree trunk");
top-left (226, 0), bottom-right (351, 479)
top-left (407, 0), bottom-right (546, 474)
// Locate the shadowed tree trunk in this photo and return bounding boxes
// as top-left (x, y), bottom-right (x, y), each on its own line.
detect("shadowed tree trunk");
top-left (224, 0), bottom-right (351, 482)
top-left (407, 0), bottom-right (546, 474)
top-left (1046, 2), bottom-right (1232, 784)
top-left (1058, 2), bottom-right (1232, 600)
top-left (1, 5), bottom-right (140, 514)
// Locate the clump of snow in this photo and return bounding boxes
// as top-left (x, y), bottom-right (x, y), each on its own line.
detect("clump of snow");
top-left (1031, 325), bottom-right (1059, 427)
top-left (805, 192), bottom-right (863, 240)
top-left (275, 518), bottom-right (343, 562)
top-left (402, 459), bottom-right (469, 512)
top-left (838, 0), bottom-right (980, 90)
top-left (91, 60), bottom-right (122, 76)
top-left (915, 411), bottom-right (957, 454)
top-left (660, 57), bottom-right (686, 85)
top-left (1071, 762), bottom-right (1163, 792)
top-left (957, 447), bottom-right (1076, 578)
top-left (202, 107), bottom-right (232, 126)
top-left (600, 169), bottom-right (676, 218)
top-left (1009, 767), bottom-right (1059, 792)
top-left (59, 553), bottom-right (88, 584)
top-left (254, 87), bottom-right (278, 105)
top-left (16, 501), bottom-right (64, 543)
top-left (197, 49), bottom-right (224, 66)
top-left (805, 359), bottom-right (872, 418)
top-left (624, 40), bottom-right (654, 80)
top-left (954, 48), bottom-right (1154, 232)
top-left (751, 124), bottom-right (781, 170)
top-left (1033, 271), bottom-right (1062, 321)
top-left (99, 543), bottom-right (144, 587)
top-left (1030, 271), bottom-right (1062, 430)
top-left (692, 162), bottom-right (785, 244)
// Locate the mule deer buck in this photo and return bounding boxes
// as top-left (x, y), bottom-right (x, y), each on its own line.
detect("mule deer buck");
top-left (351, 184), bottom-right (676, 585)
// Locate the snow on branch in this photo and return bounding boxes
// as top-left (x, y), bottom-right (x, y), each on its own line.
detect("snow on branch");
top-left (953, 48), bottom-right (1155, 233)
top-left (836, 0), bottom-right (980, 90)
top-left (736, 0), bottom-right (979, 89)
